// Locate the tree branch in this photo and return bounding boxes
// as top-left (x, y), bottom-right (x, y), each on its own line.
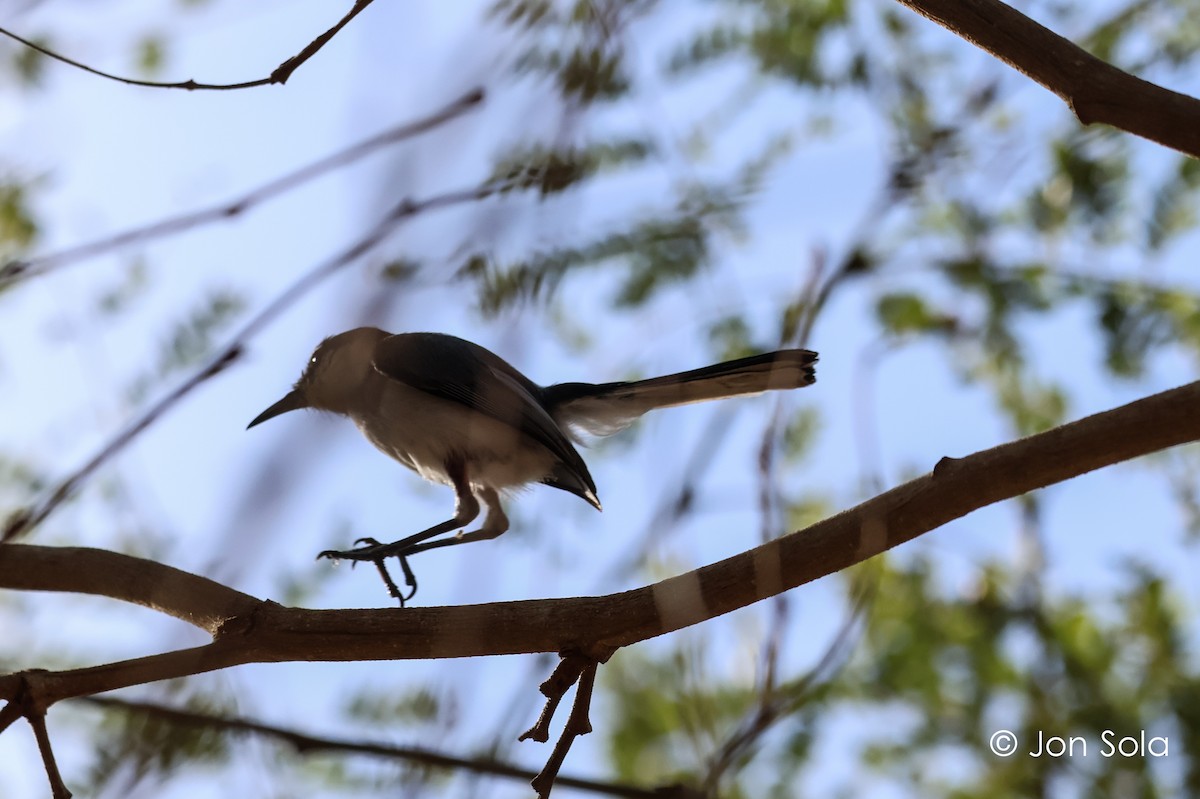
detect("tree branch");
top-left (892, 0), bottom-right (1200, 157)
top-left (3, 379), bottom-right (1199, 706)
top-left (10, 672), bottom-right (73, 799)
top-left (0, 0), bottom-right (376, 91)
top-left (532, 661), bottom-right (599, 799)
top-left (0, 86), bottom-right (484, 288)
top-left (80, 696), bottom-right (663, 799)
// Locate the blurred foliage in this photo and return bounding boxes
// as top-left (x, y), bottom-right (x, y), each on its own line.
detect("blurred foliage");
top-left (85, 693), bottom-right (234, 796)
top-left (126, 290), bottom-right (244, 404)
top-left (346, 685), bottom-right (457, 730)
top-left (476, 0), bottom-right (1200, 795)
top-left (5, 0), bottom-right (1200, 796)
top-left (493, 0), bottom-right (653, 103)
top-left (599, 557), bottom-right (1200, 797)
top-left (0, 457), bottom-right (47, 534)
top-left (468, 132), bottom-right (791, 312)
top-left (489, 138), bottom-right (654, 196)
top-left (462, 179), bottom-right (741, 312)
top-left (0, 180), bottom-right (39, 261)
top-left (134, 35), bottom-right (166, 77)
top-left (11, 33), bottom-right (49, 87)
top-left (96, 259), bottom-right (150, 317)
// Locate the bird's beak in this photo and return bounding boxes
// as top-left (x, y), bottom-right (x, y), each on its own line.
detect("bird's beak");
top-left (247, 389), bottom-right (308, 429)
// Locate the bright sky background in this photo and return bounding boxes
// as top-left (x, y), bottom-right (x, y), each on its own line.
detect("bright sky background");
top-left (2, 1), bottom-right (1199, 797)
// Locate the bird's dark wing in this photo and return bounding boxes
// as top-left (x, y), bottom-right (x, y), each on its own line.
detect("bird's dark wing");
top-left (372, 333), bottom-right (598, 502)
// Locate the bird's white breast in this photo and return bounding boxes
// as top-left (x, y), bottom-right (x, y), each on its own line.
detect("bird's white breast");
top-left (349, 378), bottom-right (558, 492)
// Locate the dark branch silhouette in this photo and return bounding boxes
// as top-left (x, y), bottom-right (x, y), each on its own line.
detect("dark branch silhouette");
top-left (894, 0), bottom-right (1200, 157)
top-left (0, 0), bottom-right (376, 91)
top-left (81, 696), bottom-right (668, 799)
top-left (533, 661), bottom-right (600, 799)
top-left (0, 87), bottom-right (484, 288)
top-left (9, 673), bottom-right (72, 799)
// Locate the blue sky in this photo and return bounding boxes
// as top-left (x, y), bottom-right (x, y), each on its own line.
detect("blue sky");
top-left (3, 1), bottom-right (1199, 797)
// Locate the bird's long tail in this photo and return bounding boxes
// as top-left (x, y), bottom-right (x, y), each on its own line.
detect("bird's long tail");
top-left (544, 349), bottom-right (817, 437)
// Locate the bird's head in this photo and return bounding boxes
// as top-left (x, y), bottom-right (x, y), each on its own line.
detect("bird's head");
top-left (247, 327), bottom-right (389, 428)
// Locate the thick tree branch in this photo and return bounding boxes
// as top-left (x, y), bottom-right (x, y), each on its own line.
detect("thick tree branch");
top-left (0, 544), bottom-right (256, 633)
top-left (0, 0), bottom-right (376, 91)
top-left (3, 379), bottom-right (1199, 707)
top-left (0, 87), bottom-right (484, 288)
top-left (893, 0), bottom-right (1200, 157)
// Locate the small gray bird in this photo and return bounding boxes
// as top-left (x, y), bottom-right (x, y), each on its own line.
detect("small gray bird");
top-left (248, 328), bottom-right (817, 601)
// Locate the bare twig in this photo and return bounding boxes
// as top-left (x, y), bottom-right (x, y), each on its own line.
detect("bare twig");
top-left (82, 696), bottom-right (661, 798)
top-left (520, 653), bottom-right (591, 743)
top-left (893, 0), bottom-right (1200, 157)
top-left (749, 255), bottom-right (827, 721)
top-left (852, 338), bottom-right (901, 496)
top-left (0, 87), bottom-right (484, 287)
top-left (10, 673), bottom-right (72, 799)
top-left (0, 0), bottom-right (376, 91)
top-left (702, 575), bottom-right (875, 791)
top-left (2, 182), bottom-right (495, 543)
top-left (532, 661), bottom-right (598, 799)
top-left (603, 407), bottom-right (739, 583)
top-left (28, 706), bottom-right (71, 799)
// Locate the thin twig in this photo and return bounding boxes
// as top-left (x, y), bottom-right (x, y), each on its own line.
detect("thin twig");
top-left (531, 661), bottom-right (598, 799)
top-left (702, 575), bottom-right (874, 790)
top-left (28, 706), bottom-right (71, 799)
top-left (520, 653), bottom-right (590, 743)
top-left (9, 673), bottom-right (72, 798)
top-left (602, 407), bottom-right (738, 584)
top-left (750, 252), bottom-right (827, 726)
top-left (0, 0), bottom-right (376, 91)
top-left (82, 696), bottom-right (661, 799)
top-left (0, 87), bottom-right (484, 287)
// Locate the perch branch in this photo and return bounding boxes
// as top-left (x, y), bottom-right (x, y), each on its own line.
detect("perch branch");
top-left (2, 380), bottom-right (1198, 705)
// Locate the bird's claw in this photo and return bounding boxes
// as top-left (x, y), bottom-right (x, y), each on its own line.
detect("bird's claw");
top-left (316, 540), bottom-right (420, 606)
top-left (316, 540), bottom-right (394, 562)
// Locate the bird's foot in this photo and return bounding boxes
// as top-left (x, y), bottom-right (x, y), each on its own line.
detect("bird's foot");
top-left (317, 538), bottom-right (419, 605)
top-left (317, 536), bottom-right (403, 562)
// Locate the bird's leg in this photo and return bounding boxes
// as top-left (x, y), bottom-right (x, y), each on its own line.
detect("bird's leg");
top-left (330, 487), bottom-right (505, 605)
top-left (317, 464), bottom-right (480, 604)
top-left (317, 461), bottom-right (478, 563)
top-left (394, 487), bottom-right (510, 558)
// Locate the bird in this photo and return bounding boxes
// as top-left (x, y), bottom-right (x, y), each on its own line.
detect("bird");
top-left (248, 328), bottom-right (817, 602)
